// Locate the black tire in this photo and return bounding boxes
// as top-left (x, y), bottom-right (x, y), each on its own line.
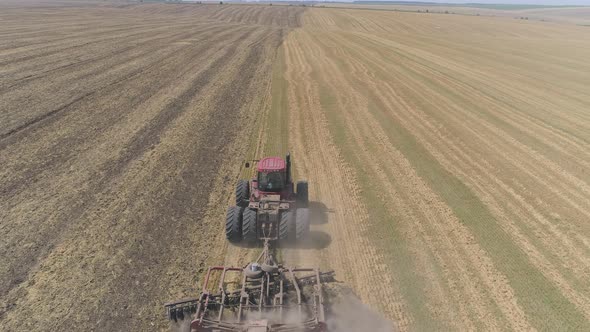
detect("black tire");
top-left (177, 308), bottom-right (184, 320)
top-left (278, 210), bottom-right (294, 241)
top-left (295, 208), bottom-right (310, 240)
top-left (168, 308), bottom-right (176, 321)
top-left (296, 181), bottom-right (309, 207)
top-left (225, 206), bottom-right (243, 243)
top-left (236, 179), bottom-right (249, 207)
top-left (242, 208), bottom-right (258, 243)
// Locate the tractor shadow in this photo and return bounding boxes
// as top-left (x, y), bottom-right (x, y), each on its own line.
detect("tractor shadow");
top-left (279, 230), bottom-right (332, 250)
top-left (280, 200), bottom-right (333, 249)
top-left (309, 201), bottom-right (332, 225)
top-left (233, 231), bottom-right (331, 250)
top-left (232, 201), bottom-right (333, 249)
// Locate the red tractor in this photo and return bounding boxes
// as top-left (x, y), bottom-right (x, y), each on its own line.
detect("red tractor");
top-left (226, 153), bottom-right (309, 243)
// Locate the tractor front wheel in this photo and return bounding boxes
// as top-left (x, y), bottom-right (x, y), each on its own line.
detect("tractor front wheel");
top-left (242, 208), bottom-right (258, 243)
top-left (296, 181), bottom-right (308, 208)
top-left (236, 180), bottom-right (249, 207)
top-left (225, 206), bottom-right (243, 243)
top-left (295, 208), bottom-right (310, 240)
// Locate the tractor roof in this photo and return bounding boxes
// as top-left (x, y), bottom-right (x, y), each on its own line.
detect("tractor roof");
top-left (257, 157), bottom-right (285, 172)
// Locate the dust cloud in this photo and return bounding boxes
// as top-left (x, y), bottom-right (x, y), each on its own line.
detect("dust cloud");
top-left (167, 296), bottom-right (394, 332)
top-left (169, 318), bottom-right (191, 332)
top-left (325, 286), bottom-right (395, 332)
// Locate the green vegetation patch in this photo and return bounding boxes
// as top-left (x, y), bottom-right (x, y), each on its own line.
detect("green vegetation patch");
top-left (363, 89), bottom-right (588, 330)
top-left (266, 46), bottom-right (290, 157)
top-left (305, 30), bottom-right (588, 330)
top-left (309, 64), bottom-right (446, 331)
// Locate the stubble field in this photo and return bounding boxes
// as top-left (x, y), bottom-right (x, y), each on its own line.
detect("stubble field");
top-left (0, 3), bottom-right (303, 331)
top-left (1, 2), bottom-right (590, 331)
top-left (278, 8), bottom-right (590, 331)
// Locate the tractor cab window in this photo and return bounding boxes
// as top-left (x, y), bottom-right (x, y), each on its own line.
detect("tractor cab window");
top-left (258, 171), bottom-right (285, 192)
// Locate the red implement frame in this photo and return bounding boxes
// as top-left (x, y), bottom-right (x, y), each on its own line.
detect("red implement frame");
top-left (165, 240), bottom-right (333, 332)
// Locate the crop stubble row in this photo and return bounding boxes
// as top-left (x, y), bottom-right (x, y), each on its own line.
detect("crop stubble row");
top-left (2, 2), bottom-right (590, 331)
top-left (278, 8), bottom-right (590, 331)
top-left (0, 3), bottom-right (303, 331)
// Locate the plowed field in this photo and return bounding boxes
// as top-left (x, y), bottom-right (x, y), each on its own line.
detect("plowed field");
top-left (277, 8), bottom-right (590, 331)
top-left (2, 2), bottom-right (590, 332)
top-left (0, 3), bottom-right (302, 331)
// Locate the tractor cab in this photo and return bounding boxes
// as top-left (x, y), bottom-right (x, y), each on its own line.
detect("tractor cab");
top-left (254, 157), bottom-right (291, 195)
top-left (245, 155), bottom-right (295, 201)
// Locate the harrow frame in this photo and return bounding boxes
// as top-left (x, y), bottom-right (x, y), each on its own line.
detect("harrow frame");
top-left (165, 240), bottom-right (333, 332)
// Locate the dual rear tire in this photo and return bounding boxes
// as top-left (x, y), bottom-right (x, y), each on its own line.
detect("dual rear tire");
top-left (225, 206), bottom-right (257, 244)
top-left (225, 206), bottom-right (243, 243)
top-left (230, 179), bottom-right (256, 243)
top-left (226, 206), bottom-right (310, 243)
top-left (295, 208), bottom-right (310, 240)
top-left (242, 208), bottom-right (258, 243)
top-left (279, 210), bottom-right (293, 241)
top-left (279, 208), bottom-right (310, 241)
top-left (236, 180), bottom-right (249, 208)
top-left (226, 206), bottom-right (258, 244)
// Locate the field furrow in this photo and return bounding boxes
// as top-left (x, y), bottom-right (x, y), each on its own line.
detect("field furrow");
top-left (273, 7), bottom-right (590, 331)
top-left (2, 2), bottom-right (590, 331)
top-left (0, 3), bottom-right (303, 331)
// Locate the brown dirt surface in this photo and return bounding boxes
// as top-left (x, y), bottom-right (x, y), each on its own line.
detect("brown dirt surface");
top-left (276, 7), bottom-right (590, 331)
top-left (322, 3), bottom-right (590, 25)
top-left (0, 2), bottom-right (303, 331)
top-left (3, 2), bottom-right (590, 332)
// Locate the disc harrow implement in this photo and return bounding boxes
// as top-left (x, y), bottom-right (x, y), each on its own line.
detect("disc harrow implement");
top-left (165, 240), bottom-right (334, 332)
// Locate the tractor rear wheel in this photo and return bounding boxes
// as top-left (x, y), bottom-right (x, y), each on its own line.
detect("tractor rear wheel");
top-left (279, 210), bottom-right (294, 241)
top-left (295, 208), bottom-right (310, 240)
top-left (242, 208), bottom-right (258, 243)
top-left (296, 181), bottom-right (308, 208)
top-left (236, 180), bottom-right (249, 208)
top-left (225, 206), bottom-right (243, 243)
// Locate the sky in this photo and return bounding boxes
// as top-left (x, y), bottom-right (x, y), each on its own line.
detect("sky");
top-left (408, 0), bottom-right (590, 5)
top-left (340, 0), bottom-right (590, 5)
